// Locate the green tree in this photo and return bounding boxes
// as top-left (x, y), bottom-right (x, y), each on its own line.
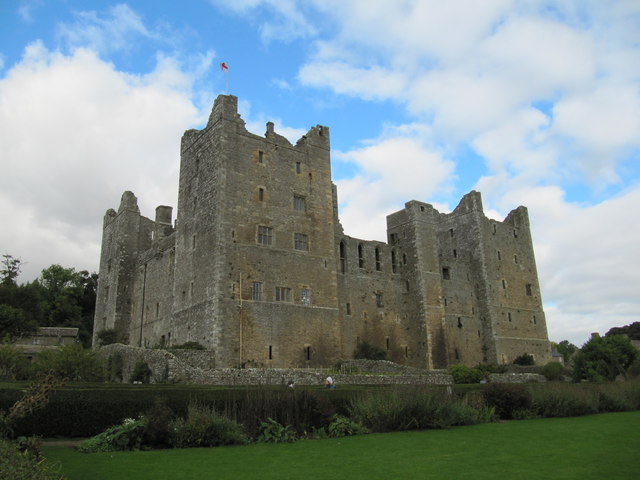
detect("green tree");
top-left (572, 334), bottom-right (638, 382)
top-left (606, 322), bottom-right (640, 340)
top-left (32, 343), bottom-right (104, 382)
top-left (552, 340), bottom-right (578, 364)
top-left (0, 254), bottom-right (21, 286)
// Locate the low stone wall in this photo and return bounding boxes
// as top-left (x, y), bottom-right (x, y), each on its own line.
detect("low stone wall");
top-left (97, 344), bottom-right (452, 386)
top-left (488, 373), bottom-right (547, 383)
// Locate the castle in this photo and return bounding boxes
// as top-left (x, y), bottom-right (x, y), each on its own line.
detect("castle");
top-left (93, 95), bottom-right (551, 369)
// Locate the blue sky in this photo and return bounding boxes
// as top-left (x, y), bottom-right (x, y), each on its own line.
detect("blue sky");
top-left (1, 0), bottom-right (639, 347)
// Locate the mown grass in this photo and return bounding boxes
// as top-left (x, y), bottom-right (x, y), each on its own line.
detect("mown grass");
top-left (43, 411), bottom-right (640, 480)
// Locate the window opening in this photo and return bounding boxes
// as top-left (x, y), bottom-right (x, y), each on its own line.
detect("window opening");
top-left (258, 188), bottom-right (264, 201)
top-left (346, 303), bottom-right (351, 315)
top-left (386, 337), bottom-right (390, 350)
top-left (375, 292), bottom-right (384, 308)
top-left (442, 267), bottom-right (450, 280)
top-left (294, 233), bottom-right (309, 251)
top-left (305, 346), bottom-right (311, 361)
top-left (391, 250), bottom-right (397, 273)
top-left (295, 162), bottom-right (301, 173)
top-left (293, 195), bottom-right (306, 212)
top-left (339, 241), bottom-right (346, 273)
top-left (457, 317), bottom-right (463, 328)
top-left (252, 282), bottom-right (263, 301)
top-left (275, 286), bottom-right (291, 302)
top-left (375, 247), bottom-right (381, 271)
top-left (268, 345), bottom-right (273, 360)
top-left (301, 288), bottom-right (311, 306)
top-left (526, 284), bottom-right (532, 296)
top-left (258, 226), bottom-right (273, 245)
top-left (358, 243), bottom-right (364, 268)
top-left (258, 150), bottom-right (264, 163)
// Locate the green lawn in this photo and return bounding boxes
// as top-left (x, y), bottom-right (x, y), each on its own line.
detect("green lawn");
top-left (43, 412), bottom-right (640, 480)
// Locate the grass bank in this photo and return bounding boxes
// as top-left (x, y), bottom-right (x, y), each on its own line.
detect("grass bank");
top-left (43, 411), bottom-right (640, 480)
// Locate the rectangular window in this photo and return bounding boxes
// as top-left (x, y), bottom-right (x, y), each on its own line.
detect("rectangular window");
top-left (301, 288), bottom-right (311, 306)
top-left (442, 267), bottom-right (450, 280)
top-left (293, 195), bottom-right (306, 212)
top-left (294, 233), bottom-right (309, 251)
top-left (268, 345), bottom-right (273, 360)
top-left (252, 282), bottom-right (263, 301)
top-left (257, 226), bottom-right (273, 245)
top-left (375, 292), bottom-right (384, 307)
top-left (526, 283), bottom-right (532, 296)
top-left (258, 150), bottom-right (264, 163)
top-left (375, 247), bottom-right (381, 271)
top-left (295, 162), bottom-right (301, 174)
top-left (275, 286), bottom-right (291, 302)
top-left (258, 188), bottom-right (264, 201)
top-left (346, 303), bottom-right (351, 315)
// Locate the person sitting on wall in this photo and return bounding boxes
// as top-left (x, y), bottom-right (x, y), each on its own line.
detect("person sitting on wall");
top-left (325, 376), bottom-right (336, 389)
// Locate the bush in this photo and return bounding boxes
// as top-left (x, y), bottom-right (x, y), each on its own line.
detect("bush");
top-left (170, 403), bottom-right (248, 448)
top-left (353, 341), bottom-right (387, 360)
top-left (483, 383), bottom-right (533, 420)
top-left (513, 353), bottom-right (535, 366)
top-left (448, 364), bottom-right (483, 384)
top-left (541, 362), bottom-right (565, 381)
top-left (326, 414), bottom-right (369, 437)
top-left (95, 329), bottom-right (120, 347)
top-left (130, 361), bottom-right (152, 383)
top-left (106, 353), bottom-right (123, 382)
top-left (77, 418), bottom-right (147, 453)
top-left (256, 417), bottom-right (297, 443)
top-left (0, 438), bottom-right (63, 480)
top-left (32, 343), bottom-right (104, 381)
top-left (530, 383), bottom-right (599, 417)
top-left (0, 344), bottom-right (30, 381)
top-left (348, 386), bottom-right (479, 432)
top-left (142, 399), bottom-right (174, 448)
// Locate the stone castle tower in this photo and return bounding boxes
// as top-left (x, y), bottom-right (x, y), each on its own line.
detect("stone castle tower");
top-left (93, 94), bottom-right (551, 369)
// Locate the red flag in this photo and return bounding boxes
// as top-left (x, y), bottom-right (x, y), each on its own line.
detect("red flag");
top-left (220, 62), bottom-right (228, 72)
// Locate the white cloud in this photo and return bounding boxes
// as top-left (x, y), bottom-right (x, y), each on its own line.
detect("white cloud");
top-left (335, 124), bottom-right (456, 240)
top-left (0, 42), bottom-right (207, 281)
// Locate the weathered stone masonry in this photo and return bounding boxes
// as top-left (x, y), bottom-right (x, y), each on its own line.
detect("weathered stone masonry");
top-left (94, 94), bottom-right (552, 369)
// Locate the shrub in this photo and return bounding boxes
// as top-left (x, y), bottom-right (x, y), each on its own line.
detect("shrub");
top-left (348, 386), bottom-right (479, 432)
top-left (483, 383), bottom-right (533, 420)
top-left (142, 399), bottom-right (174, 448)
top-left (353, 341), bottom-right (387, 360)
top-left (95, 329), bottom-right (120, 346)
top-left (170, 403), bottom-right (248, 448)
top-left (0, 438), bottom-right (64, 480)
top-left (513, 353), bottom-right (535, 366)
top-left (106, 353), bottom-right (123, 382)
top-left (130, 361), bottom-right (152, 383)
top-left (530, 383), bottom-right (599, 418)
top-left (326, 414), bottom-right (369, 437)
top-left (32, 343), bottom-right (104, 381)
top-left (256, 417), bottom-right (297, 443)
top-left (0, 344), bottom-right (30, 381)
top-left (541, 362), bottom-right (565, 381)
top-left (77, 418), bottom-right (147, 453)
top-left (448, 364), bottom-right (483, 384)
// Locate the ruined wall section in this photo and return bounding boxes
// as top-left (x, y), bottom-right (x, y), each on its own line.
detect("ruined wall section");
top-left (227, 118), bottom-right (341, 368)
top-left (93, 192), bottom-right (154, 344)
top-left (335, 235), bottom-right (411, 365)
top-left (482, 206), bottom-right (551, 364)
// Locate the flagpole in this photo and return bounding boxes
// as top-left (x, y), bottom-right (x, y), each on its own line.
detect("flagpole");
top-left (220, 62), bottom-right (229, 94)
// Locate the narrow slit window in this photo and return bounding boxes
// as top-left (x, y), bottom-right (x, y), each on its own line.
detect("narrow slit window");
top-left (442, 267), bottom-right (450, 280)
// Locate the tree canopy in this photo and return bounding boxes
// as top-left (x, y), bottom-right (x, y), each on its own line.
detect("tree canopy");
top-left (572, 334), bottom-right (638, 382)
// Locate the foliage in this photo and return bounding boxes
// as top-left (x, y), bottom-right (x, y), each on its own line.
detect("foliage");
top-left (448, 364), bottom-right (483, 384)
top-left (513, 353), bottom-right (535, 366)
top-left (256, 417), bottom-right (297, 443)
top-left (170, 403), bottom-right (248, 448)
top-left (0, 257), bottom-right (97, 347)
top-left (552, 340), bottom-right (578, 364)
top-left (348, 386), bottom-right (479, 432)
top-left (541, 362), bottom-right (565, 381)
top-left (1, 254), bottom-right (22, 286)
top-left (141, 399), bottom-right (174, 448)
top-left (529, 383), bottom-right (599, 418)
top-left (131, 361), bottom-right (152, 383)
top-left (326, 414), bottom-right (369, 437)
top-left (77, 418), bottom-right (147, 453)
top-left (32, 343), bottom-right (104, 382)
top-left (606, 321), bottom-right (640, 340)
top-left (353, 341), bottom-right (387, 360)
top-left (572, 334), bottom-right (638, 382)
top-left (0, 437), bottom-right (64, 480)
top-left (0, 372), bottom-right (64, 438)
top-left (0, 344), bottom-right (31, 381)
top-left (482, 383), bottom-right (533, 420)
top-left (96, 329), bottom-right (120, 347)
top-left (170, 341), bottom-right (205, 350)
